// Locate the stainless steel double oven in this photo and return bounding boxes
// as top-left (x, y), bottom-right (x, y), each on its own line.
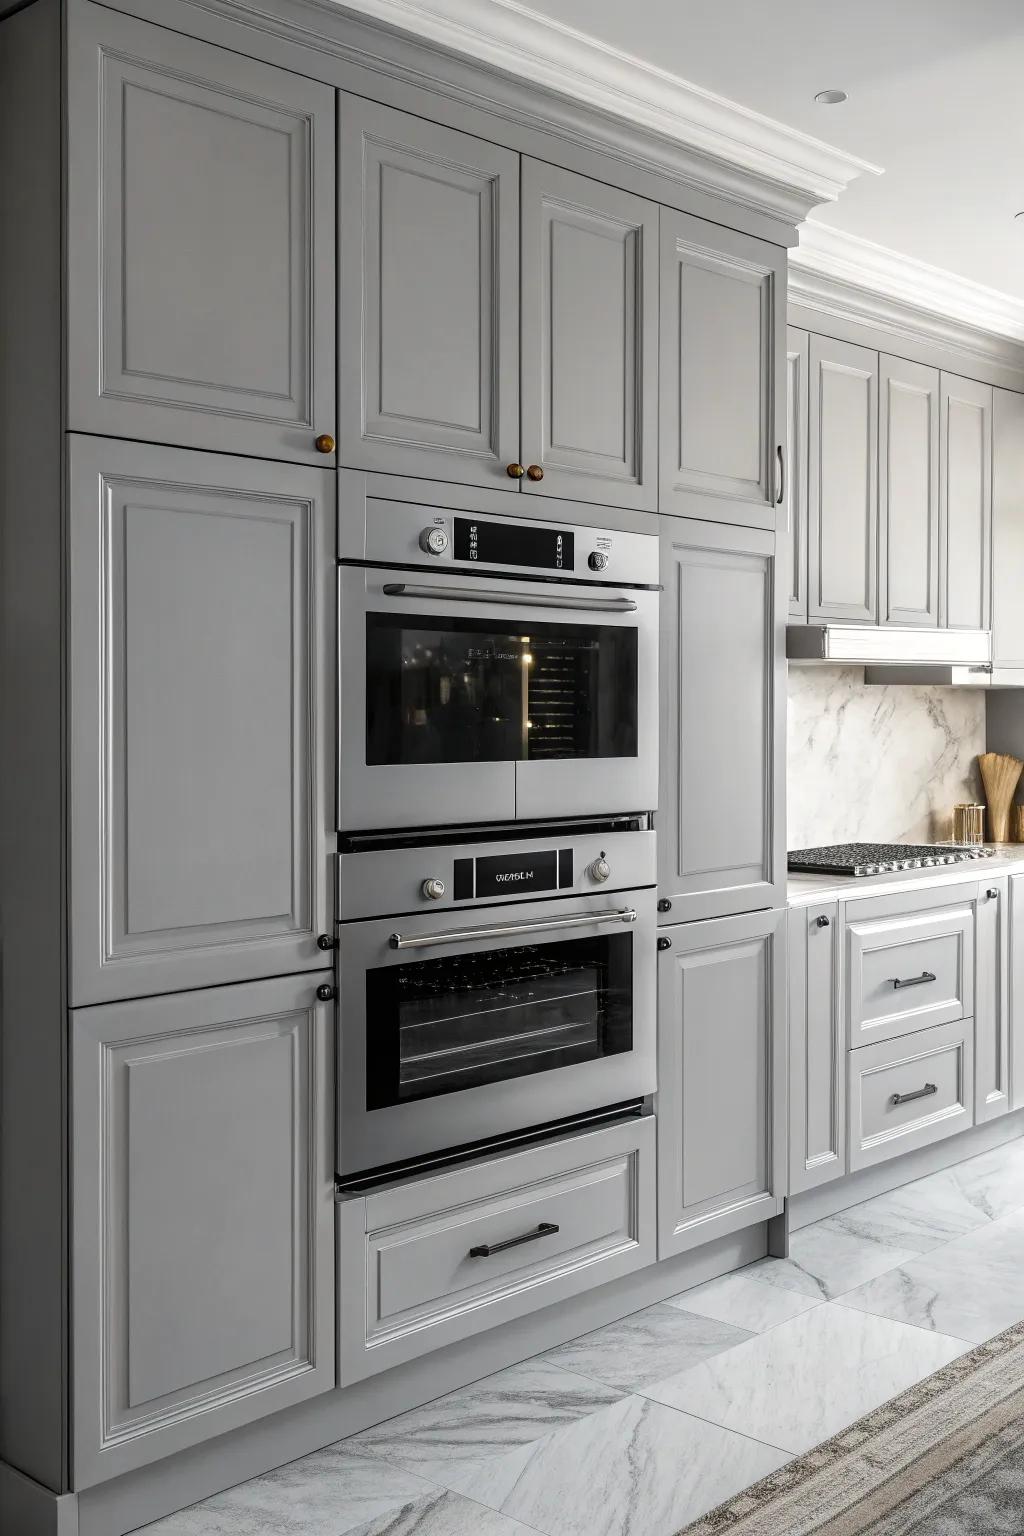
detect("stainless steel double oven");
top-left (336, 492), bottom-right (660, 1183)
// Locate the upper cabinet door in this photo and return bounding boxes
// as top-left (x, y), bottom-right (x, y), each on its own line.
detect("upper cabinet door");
top-left (786, 327), bottom-right (810, 619)
top-left (69, 437), bottom-right (335, 1006)
top-left (66, 1), bottom-right (335, 464)
top-left (338, 95), bottom-right (519, 489)
top-left (660, 210), bottom-right (785, 529)
top-left (940, 373), bottom-right (992, 630)
top-left (992, 389), bottom-right (1024, 669)
top-left (879, 355), bottom-right (940, 627)
top-left (519, 160), bottom-right (658, 510)
top-left (808, 335), bottom-right (879, 623)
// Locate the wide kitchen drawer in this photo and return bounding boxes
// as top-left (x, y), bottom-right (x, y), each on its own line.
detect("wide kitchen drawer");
top-left (846, 891), bottom-right (975, 1047)
top-left (848, 1021), bottom-right (974, 1171)
top-left (337, 1115), bottom-right (655, 1385)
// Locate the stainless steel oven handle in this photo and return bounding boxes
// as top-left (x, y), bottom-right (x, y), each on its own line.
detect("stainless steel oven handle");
top-left (381, 582), bottom-right (638, 614)
top-left (389, 908), bottom-right (639, 951)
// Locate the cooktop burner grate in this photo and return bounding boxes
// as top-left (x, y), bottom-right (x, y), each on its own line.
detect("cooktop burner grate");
top-left (788, 842), bottom-right (996, 877)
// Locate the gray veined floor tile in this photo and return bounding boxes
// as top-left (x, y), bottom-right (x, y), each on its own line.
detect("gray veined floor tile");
top-left (137, 1446), bottom-right (441, 1535)
top-left (665, 1268), bottom-right (822, 1333)
top-left (643, 1301), bottom-right (968, 1455)
top-left (838, 1213), bottom-right (1024, 1344)
top-left (446, 1392), bottom-right (790, 1536)
top-left (348, 1357), bottom-right (625, 1486)
top-left (930, 1138), bottom-right (1024, 1223)
top-left (541, 1300), bottom-right (753, 1391)
top-left (344, 1487), bottom-right (539, 1536)
top-left (819, 1168), bottom-right (994, 1254)
top-left (747, 1213), bottom-right (919, 1300)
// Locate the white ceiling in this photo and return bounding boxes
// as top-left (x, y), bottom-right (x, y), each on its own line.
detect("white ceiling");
top-left (504, 0), bottom-right (1024, 301)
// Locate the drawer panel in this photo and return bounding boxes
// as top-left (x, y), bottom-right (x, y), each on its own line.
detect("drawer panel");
top-left (849, 1021), bottom-right (974, 1171)
top-left (337, 1116), bottom-right (655, 1384)
top-left (847, 901), bottom-right (974, 1047)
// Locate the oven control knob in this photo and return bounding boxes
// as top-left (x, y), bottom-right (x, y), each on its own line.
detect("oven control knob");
top-left (588, 857), bottom-right (611, 884)
top-left (422, 878), bottom-right (446, 901)
top-left (588, 551), bottom-right (609, 572)
top-left (419, 526), bottom-right (450, 557)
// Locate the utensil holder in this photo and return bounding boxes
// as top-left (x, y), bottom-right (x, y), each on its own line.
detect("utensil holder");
top-left (979, 753), bottom-right (1024, 844)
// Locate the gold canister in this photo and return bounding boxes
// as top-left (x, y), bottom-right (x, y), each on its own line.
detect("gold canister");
top-left (952, 803), bottom-right (986, 845)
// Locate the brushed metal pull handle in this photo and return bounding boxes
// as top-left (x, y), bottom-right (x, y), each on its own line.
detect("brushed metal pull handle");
top-left (776, 444), bottom-right (785, 506)
top-left (389, 907), bottom-right (638, 951)
top-left (891, 972), bottom-right (937, 989)
top-left (381, 582), bottom-right (638, 614)
top-left (470, 1221), bottom-right (559, 1258)
top-left (890, 1082), bottom-right (938, 1107)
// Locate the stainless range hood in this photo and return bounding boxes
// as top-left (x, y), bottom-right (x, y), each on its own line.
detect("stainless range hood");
top-left (787, 624), bottom-right (992, 682)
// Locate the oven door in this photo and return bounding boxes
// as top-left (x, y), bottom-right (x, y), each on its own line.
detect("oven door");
top-left (337, 888), bottom-right (656, 1177)
top-left (338, 565), bottom-right (658, 831)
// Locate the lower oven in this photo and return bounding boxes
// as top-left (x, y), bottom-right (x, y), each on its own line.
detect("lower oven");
top-left (335, 824), bottom-right (656, 1181)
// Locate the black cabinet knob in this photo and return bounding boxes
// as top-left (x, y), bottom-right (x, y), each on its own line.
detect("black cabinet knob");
top-left (316, 933), bottom-right (336, 951)
top-left (657, 936), bottom-right (672, 951)
top-left (316, 983), bottom-right (336, 1002)
top-left (816, 915), bottom-right (831, 928)
top-left (657, 898), bottom-right (672, 913)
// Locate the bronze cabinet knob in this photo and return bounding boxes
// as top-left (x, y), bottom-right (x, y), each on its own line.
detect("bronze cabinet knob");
top-left (526, 464), bottom-right (544, 481)
top-left (314, 433), bottom-right (336, 454)
top-left (506, 462), bottom-right (525, 479)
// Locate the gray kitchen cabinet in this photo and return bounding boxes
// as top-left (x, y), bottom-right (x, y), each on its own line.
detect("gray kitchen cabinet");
top-left (940, 373), bottom-right (992, 630)
top-left (992, 389), bottom-right (1024, 672)
top-left (66, 0), bottom-right (336, 464)
top-left (519, 159), bottom-right (658, 510)
top-left (808, 334), bottom-right (879, 623)
top-left (976, 877), bottom-right (1010, 1123)
top-left (786, 326), bottom-right (809, 619)
top-left (1011, 874), bottom-right (1024, 1112)
top-left (657, 517), bottom-right (786, 922)
top-left (788, 902), bottom-right (845, 1194)
top-left (657, 908), bottom-right (787, 1258)
top-left (878, 355), bottom-right (940, 627)
top-left (71, 973), bottom-right (335, 1486)
top-left (338, 94), bottom-right (520, 489)
top-left (68, 436), bottom-right (335, 1006)
top-left (660, 209), bottom-right (786, 529)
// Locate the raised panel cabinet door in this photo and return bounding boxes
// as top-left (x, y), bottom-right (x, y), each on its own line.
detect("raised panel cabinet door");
top-left (976, 878), bottom-right (1010, 1123)
top-left (879, 355), bottom-right (939, 627)
top-left (786, 327), bottom-right (810, 619)
top-left (992, 390), bottom-right (1024, 669)
top-left (338, 94), bottom-right (519, 488)
top-left (808, 335), bottom-right (879, 622)
top-left (657, 518), bottom-right (786, 923)
top-left (519, 160), bottom-right (657, 510)
top-left (69, 436), bottom-right (335, 1005)
top-left (660, 209), bottom-right (786, 529)
top-left (1010, 874), bottom-right (1024, 1111)
top-left (66, 1), bottom-right (335, 464)
top-left (940, 374), bottom-right (993, 630)
top-left (788, 903), bottom-right (845, 1194)
top-left (657, 909), bottom-right (787, 1258)
top-left (71, 974), bottom-right (335, 1485)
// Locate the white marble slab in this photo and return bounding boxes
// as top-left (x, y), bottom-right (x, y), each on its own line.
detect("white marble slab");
top-left (542, 1301), bottom-right (752, 1391)
top-left (643, 1302), bottom-right (969, 1455)
top-left (931, 1138), bottom-right (1024, 1223)
top-left (448, 1393), bottom-right (790, 1536)
top-left (346, 1488), bottom-right (538, 1536)
top-left (666, 1269), bottom-right (822, 1333)
top-left (819, 1170), bottom-right (994, 1255)
top-left (748, 1215), bottom-right (919, 1300)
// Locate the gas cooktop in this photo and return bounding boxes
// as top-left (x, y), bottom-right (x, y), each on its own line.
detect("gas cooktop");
top-left (788, 842), bottom-right (996, 877)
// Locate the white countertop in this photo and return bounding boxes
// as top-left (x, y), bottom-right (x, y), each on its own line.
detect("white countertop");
top-left (786, 844), bottom-right (1024, 906)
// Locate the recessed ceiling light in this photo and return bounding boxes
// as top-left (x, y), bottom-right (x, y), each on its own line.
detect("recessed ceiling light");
top-left (814, 89), bottom-right (848, 105)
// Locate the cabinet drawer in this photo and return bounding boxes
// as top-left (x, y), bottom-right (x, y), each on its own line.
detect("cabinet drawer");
top-left (847, 901), bottom-right (974, 1046)
top-left (337, 1117), bottom-right (654, 1385)
top-left (848, 1022), bottom-right (974, 1171)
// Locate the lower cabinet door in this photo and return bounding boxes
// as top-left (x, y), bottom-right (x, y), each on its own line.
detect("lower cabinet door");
top-left (789, 902), bottom-right (846, 1194)
top-left (72, 974), bottom-right (335, 1486)
top-left (657, 910), bottom-right (786, 1258)
top-left (976, 877), bottom-right (1010, 1123)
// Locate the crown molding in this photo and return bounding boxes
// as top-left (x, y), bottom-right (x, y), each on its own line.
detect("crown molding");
top-left (790, 221), bottom-right (1024, 367)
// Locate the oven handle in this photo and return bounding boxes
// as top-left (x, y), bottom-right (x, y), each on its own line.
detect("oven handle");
top-left (381, 581), bottom-right (638, 614)
top-left (389, 907), bottom-right (639, 950)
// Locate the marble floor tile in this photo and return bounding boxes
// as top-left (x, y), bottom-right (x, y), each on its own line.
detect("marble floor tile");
top-left (838, 1214), bottom-right (1024, 1344)
top-left (138, 1446), bottom-right (440, 1535)
top-left (931, 1139), bottom-right (1024, 1223)
top-left (820, 1168), bottom-right (994, 1254)
top-left (643, 1301), bottom-right (968, 1454)
top-left (666, 1268), bottom-right (822, 1333)
top-left (449, 1393), bottom-right (790, 1536)
top-left (345, 1487), bottom-right (539, 1536)
top-left (348, 1357), bottom-right (624, 1485)
top-left (747, 1214), bottom-right (919, 1300)
top-left (541, 1301), bottom-right (753, 1391)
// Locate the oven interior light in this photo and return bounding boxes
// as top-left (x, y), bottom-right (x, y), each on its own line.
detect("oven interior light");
top-left (522, 652), bottom-right (533, 664)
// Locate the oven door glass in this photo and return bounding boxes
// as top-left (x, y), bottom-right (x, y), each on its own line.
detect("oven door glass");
top-left (366, 613), bottom-right (638, 766)
top-left (365, 929), bottom-right (633, 1109)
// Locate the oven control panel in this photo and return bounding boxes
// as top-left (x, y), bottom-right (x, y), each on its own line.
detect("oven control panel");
top-left (337, 831), bottom-right (656, 922)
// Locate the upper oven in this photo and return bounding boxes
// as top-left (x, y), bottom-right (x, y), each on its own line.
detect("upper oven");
top-left (338, 497), bottom-right (659, 833)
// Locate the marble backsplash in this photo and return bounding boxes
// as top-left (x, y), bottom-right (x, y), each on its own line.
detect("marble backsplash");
top-left (787, 666), bottom-right (986, 848)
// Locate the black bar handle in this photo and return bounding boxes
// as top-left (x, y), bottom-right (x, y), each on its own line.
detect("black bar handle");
top-left (469, 1221), bottom-right (559, 1259)
top-left (890, 1082), bottom-right (938, 1106)
top-left (891, 972), bottom-right (937, 989)
top-left (776, 444), bottom-right (785, 506)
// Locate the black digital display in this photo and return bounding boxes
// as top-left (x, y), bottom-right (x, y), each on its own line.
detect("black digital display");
top-left (454, 517), bottom-right (574, 571)
top-left (452, 849), bottom-right (574, 900)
